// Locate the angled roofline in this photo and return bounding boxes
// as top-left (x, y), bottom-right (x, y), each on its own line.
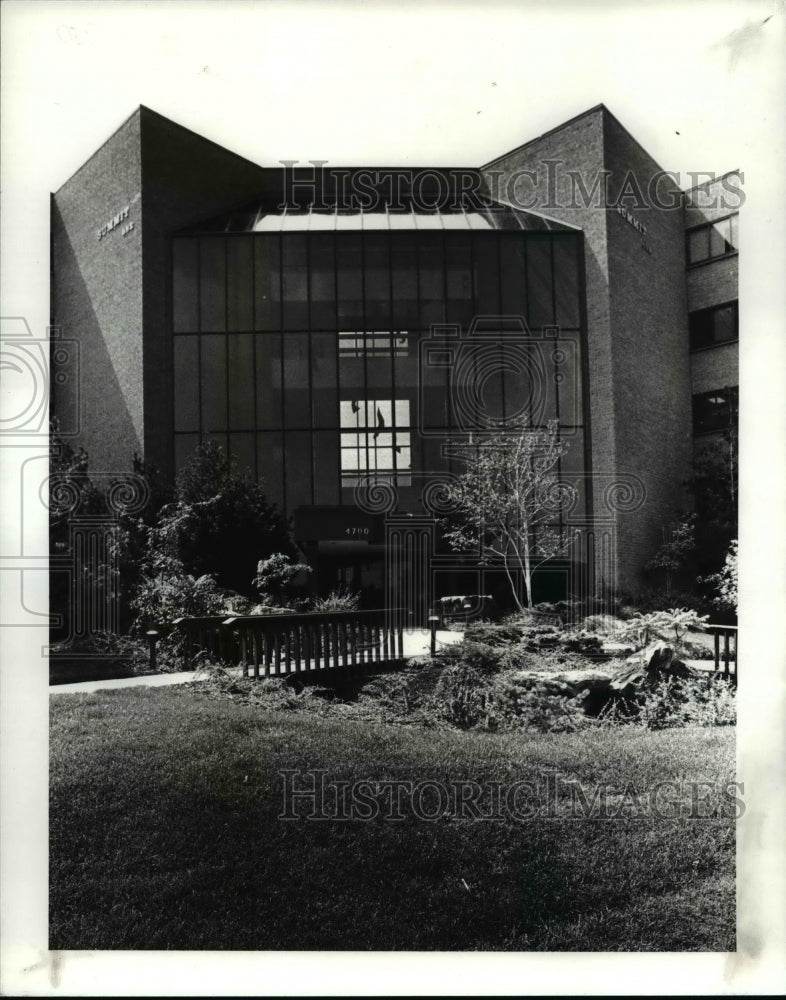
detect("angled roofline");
top-left (53, 104), bottom-right (268, 195)
top-left (53, 105), bottom-right (143, 195)
top-left (683, 168), bottom-right (742, 193)
top-left (136, 105), bottom-right (267, 172)
top-left (482, 104), bottom-right (607, 170)
top-left (482, 102), bottom-right (668, 175)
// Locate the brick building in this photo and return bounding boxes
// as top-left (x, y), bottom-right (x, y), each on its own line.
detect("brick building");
top-left (50, 104), bottom-right (739, 619)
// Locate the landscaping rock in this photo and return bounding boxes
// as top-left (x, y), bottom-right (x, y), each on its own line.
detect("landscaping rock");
top-left (511, 668), bottom-right (612, 701)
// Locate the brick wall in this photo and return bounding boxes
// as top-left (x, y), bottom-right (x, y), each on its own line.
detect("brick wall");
top-left (51, 110), bottom-right (144, 474)
top-left (482, 105), bottom-right (693, 592)
top-left (602, 112), bottom-right (693, 593)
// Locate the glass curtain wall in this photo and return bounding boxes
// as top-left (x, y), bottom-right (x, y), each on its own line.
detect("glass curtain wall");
top-left (172, 230), bottom-right (585, 516)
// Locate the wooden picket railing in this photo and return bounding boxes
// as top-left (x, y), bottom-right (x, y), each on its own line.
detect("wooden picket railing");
top-left (171, 609), bottom-right (406, 679)
top-left (708, 624), bottom-right (738, 684)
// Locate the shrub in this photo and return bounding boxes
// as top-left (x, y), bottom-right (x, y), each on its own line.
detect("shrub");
top-left (582, 614), bottom-right (627, 635)
top-left (638, 676), bottom-right (736, 729)
top-left (310, 587), bottom-right (361, 613)
top-left (704, 540), bottom-right (738, 615)
top-left (561, 631), bottom-right (604, 657)
top-left (130, 559), bottom-right (247, 628)
top-left (436, 640), bottom-right (501, 675)
top-left (429, 663), bottom-right (492, 729)
top-left (493, 676), bottom-right (589, 733)
top-left (614, 608), bottom-right (709, 653)
top-left (253, 553), bottom-right (312, 607)
top-left (463, 623), bottom-right (524, 647)
top-left (155, 441), bottom-right (294, 595)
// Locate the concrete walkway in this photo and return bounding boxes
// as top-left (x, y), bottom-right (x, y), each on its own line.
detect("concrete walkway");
top-left (49, 629), bottom-right (464, 695)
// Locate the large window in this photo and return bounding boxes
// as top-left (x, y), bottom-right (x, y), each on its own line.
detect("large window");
top-left (338, 331), bottom-right (409, 357)
top-left (340, 399), bottom-right (411, 487)
top-left (692, 386), bottom-right (738, 435)
top-left (687, 214), bottom-right (738, 266)
top-left (689, 300), bottom-right (738, 351)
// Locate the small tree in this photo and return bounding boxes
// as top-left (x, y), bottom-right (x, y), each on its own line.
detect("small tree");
top-left (441, 421), bottom-right (578, 611)
top-left (253, 553), bottom-right (312, 607)
top-left (152, 441), bottom-right (294, 595)
top-left (705, 539), bottom-right (738, 615)
top-left (645, 514), bottom-right (696, 598)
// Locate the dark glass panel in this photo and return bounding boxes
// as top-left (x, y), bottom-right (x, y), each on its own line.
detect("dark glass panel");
top-left (255, 333), bottom-right (283, 429)
top-left (526, 238), bottom-right (554, 328)
top-left (206, 432), bottom-right (227, 456)
top-left (499, 237), bottom-right (526, 320)
top-left (227, 334), bottom-right (255, 428)
top-left (419, 437), bottom-right (450, 480)
top-left (473, 235), bottom-right (500, 315)
top-left (312, 430), bottom-right (340, 504)
top-left (226, 237), bottom-right (254, 331)
top-left (337, 235), bottom-right (363, 327)
top-left (418, 233), bottom-right (444, 327)
top-left (283, 333), bottom-right (310, 427)
top-left (229, 432), bottom-right (256, 478)
top-left (391, 234), bottom-right (418, 328)
top-left (174, 433), bottom-right (200, 475)
top-left (692, 387), bottom-right (738, 435)
top-left (420, 382), bottom-right (450, 429)
top-left (200, 334), bottom-right (227, 431)
top-left (363, 233), bottom-right (390, 327)
top-left (710, 218), bottom-right (731, 258)
top-left (713, 303), bottom-right (737, 344)
top-left (729, 214), bottom-right (739, 251)
top-left (256, 431), bottom-right (285, 507)
top-left (310, 330), bottom-right (338, 426)
top-left (173, 335), bottom-right (199, 432)
top-left (309, 234), bottom-right (336, 328)
top-left (254, 236), bottom-right (281, 331)
top-left (689, 302), bottom-right (738, 350)
top-left (283, 431), bottom-right (312, 508)
top-left (445, 234), bottom-right (473, 327)
top-left (282, 234), bottom-right (307, 265)
top-left (499, 340), bottom-right (535, 425)
top-left (199, 238), bottom-right (226, 332)
top-left (172, 239), bottom-right (199, 332)
top-left (552, 236), bottom-right (580, 329)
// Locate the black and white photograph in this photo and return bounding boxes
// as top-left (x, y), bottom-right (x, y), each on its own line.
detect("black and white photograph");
top-left (1, 0), bottom-right (784, 994)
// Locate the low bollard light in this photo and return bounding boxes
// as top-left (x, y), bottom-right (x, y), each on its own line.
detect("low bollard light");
top-left (428, 616), bottom-right (439, 657)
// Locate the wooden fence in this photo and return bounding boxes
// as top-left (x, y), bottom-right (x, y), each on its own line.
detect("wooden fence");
top-left (170, 609), bottom-right (406, 679)
top-left (708, 624), bottom-right (737, 683)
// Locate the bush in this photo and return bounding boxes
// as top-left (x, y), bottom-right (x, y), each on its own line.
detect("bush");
top-left (429, 663), bottom-right (492, 729)
top-left (436, 640), bottom-right (501, 675)
top-left (638, 676), bottom-right (736, 729)
top-left (561, 631), bottom-right (604, 657)
top-left (253, 553), bottom-right (312, 607)
top-left (310, 587), bottom-right (361, 613)
top-left (130, 561), bottom-right (249, 628)
top-left (614, 608), bottom-right (709, 653)
top-left (463, 623), bottom-right (524, 647)
top-left (493, 676), bottom-right (589, 733)
top-left (155, 441), bottom-right (294, 596)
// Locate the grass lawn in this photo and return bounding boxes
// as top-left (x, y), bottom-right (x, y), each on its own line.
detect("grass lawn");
top-left (50, 685), bottom-right (735, 951)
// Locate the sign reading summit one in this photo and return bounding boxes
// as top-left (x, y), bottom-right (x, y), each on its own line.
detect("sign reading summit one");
top-left (97, 205), bottom-right (134, 241)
